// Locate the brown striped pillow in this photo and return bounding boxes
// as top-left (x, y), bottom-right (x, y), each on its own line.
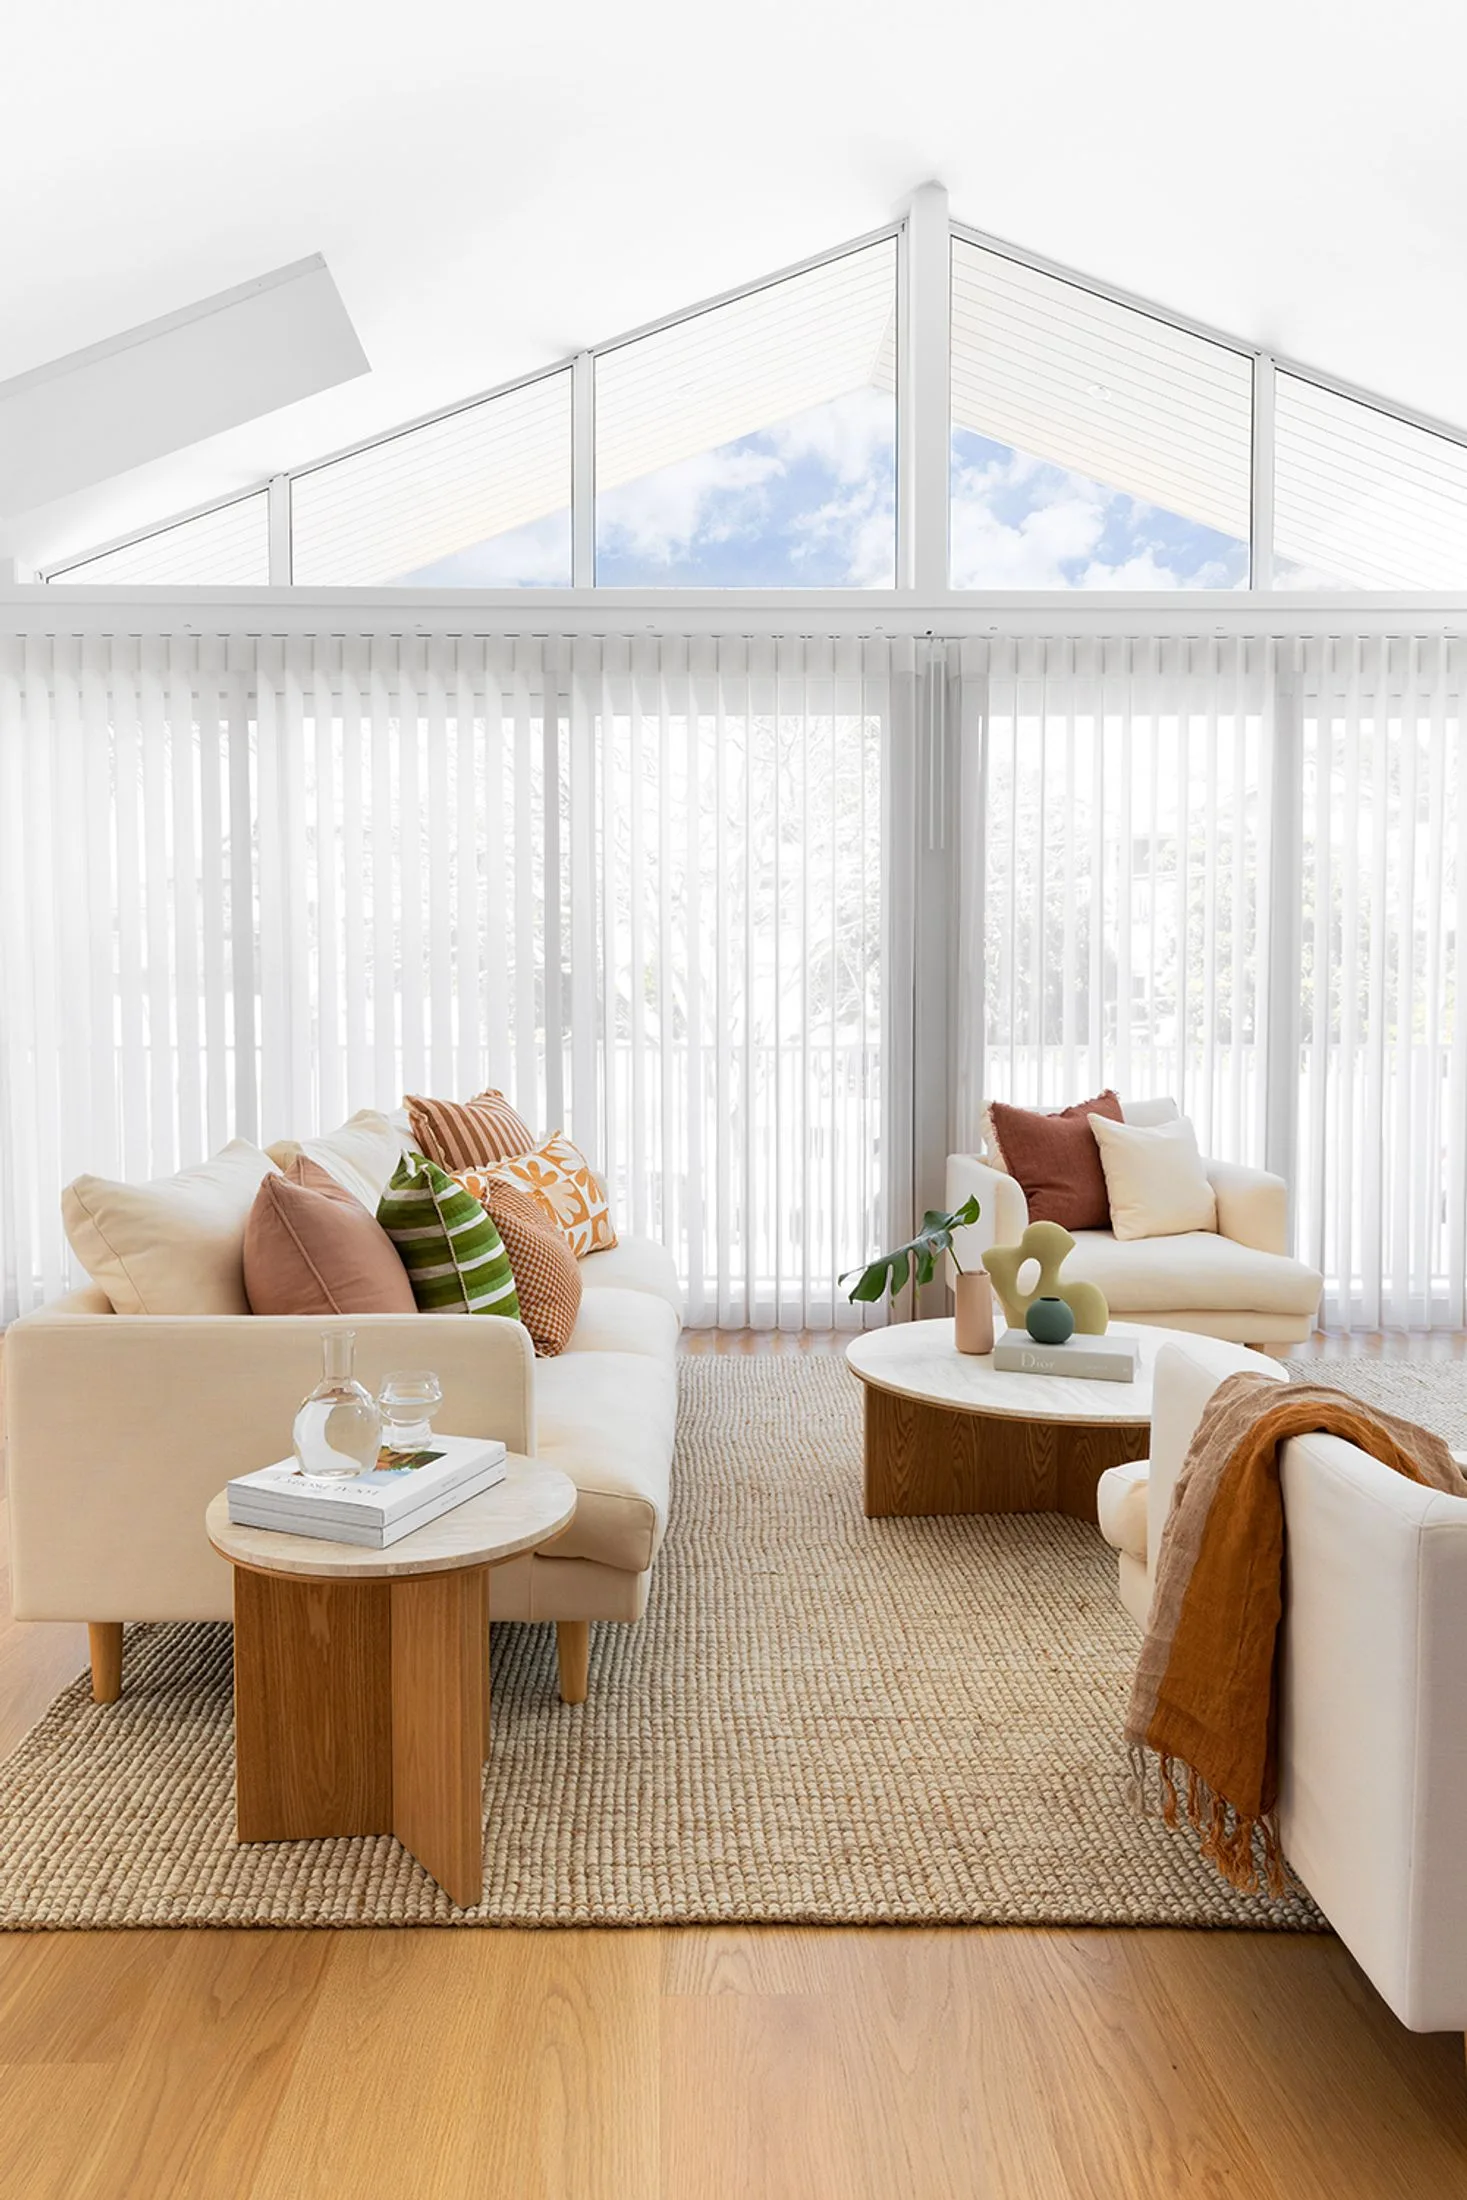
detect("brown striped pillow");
top-left (405, 1088), bottom-right (536, 1171)
top-left (455, 1173), bottom-right (582, 1356)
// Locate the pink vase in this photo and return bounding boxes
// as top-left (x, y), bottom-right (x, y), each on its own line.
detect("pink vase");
top-left (953, 1270), bottom-right (995, 1355)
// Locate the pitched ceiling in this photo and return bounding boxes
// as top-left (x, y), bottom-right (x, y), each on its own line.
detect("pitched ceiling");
top-left (4, 0), bottom-right (1464, 569)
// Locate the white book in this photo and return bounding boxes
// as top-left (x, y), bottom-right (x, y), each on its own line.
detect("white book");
top-left (992, 1329), bottom-right (1139, 1383)
top-left (227, 1434), bottom-right (508, 1548)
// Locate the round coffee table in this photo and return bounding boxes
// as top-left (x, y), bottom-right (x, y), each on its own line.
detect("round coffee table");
top-left (845, 1319), bottom-right (1165, 1523)
top-left (207, 1457), bottom-right (576, 1908)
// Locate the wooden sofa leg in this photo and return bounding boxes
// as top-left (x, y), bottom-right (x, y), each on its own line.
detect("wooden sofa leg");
top-left (556, 1621), bottom-right (589, 1706)
top-left (88, 1622), bottom-right (123, 1704)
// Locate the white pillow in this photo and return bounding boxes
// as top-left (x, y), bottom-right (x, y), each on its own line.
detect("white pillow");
top-left (1088, 1114), bottom-right (1217, 1241)
top-left (62, 1140), bottom-right (280, 1314)
top-left (265, 1108), bottom-right (406, 1209)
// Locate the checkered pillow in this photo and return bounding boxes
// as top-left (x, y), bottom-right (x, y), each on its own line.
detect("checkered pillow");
top-left (457, 1173), bottom-right (581, 1356)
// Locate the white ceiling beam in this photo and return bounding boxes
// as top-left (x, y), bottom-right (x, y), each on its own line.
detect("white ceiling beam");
top-left (0, 257), bottom-right (369, 521)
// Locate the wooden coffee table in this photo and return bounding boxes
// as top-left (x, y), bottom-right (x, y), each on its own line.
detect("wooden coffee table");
top-left (845, 1319), bottom-right (1165, 1523)
top-left (206, 1457), bottom-right (576, 1908)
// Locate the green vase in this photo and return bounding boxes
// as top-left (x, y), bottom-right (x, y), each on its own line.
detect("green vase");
top-left (1025, 1295), bottom-right (1075, 1346)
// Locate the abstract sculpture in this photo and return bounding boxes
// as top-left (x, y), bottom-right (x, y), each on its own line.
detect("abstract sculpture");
top-left (981, 1220), bottom-right (1109, 1335)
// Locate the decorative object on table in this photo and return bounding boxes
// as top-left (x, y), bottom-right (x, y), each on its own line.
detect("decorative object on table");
top-left (986, 1090), bottom-right (1123, 1229)
top-left (992, 1328), bottom-right (1139, 1382)
top-left (840, 1196), bottom-right (983, 1312)
top-left (291, 1330), bottom-right (383, 1481)
top-left (981, 1219), bottom-right (1109, 1335)
top-left (1025, 1294), bottom-right (1076, 1345)
top-left (952, 1268), bottom-right (995, 1355)
top-left (229, 1431), bottom-right (508, 1547)
top-left (378, 1369), bottom-right (444, 1453)
top-left (469, 1133), bottom-right (618, 1257)
top-left (377, 1154), bottom-right (521, 1315)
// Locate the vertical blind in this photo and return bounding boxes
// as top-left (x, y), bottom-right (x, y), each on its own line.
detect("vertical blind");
top-left (0, 633), bottom-right (892, 1329)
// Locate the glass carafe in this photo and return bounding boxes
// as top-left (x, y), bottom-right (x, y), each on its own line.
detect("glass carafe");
top-left (292, 1331), bottom-right (382, 1481)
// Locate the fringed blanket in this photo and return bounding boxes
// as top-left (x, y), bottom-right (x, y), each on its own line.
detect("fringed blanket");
top-left (1127, 1372), bottom-right (1467, 1895)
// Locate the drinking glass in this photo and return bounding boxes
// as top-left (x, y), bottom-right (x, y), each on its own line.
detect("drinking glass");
top-left (377, 1369), bottom-right (444, 1455)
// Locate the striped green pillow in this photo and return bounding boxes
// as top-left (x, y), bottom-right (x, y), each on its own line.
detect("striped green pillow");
top-left (377, 1155), bottom-right (521, 1319)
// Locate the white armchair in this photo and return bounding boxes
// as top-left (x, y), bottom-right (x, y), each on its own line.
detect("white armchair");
top-left (1099, 1337), bottom-right (1467, 2040)
top-left (946, 1129), bottom-right (1322, 1348)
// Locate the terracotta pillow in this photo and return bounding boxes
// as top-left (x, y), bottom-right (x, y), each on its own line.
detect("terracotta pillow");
top-left (987, 1090), bottom-right (1124, 1231)
top-left (405, 1088), bottom-right (536, 1170)
top-left (244, 1166), bottom-right (416, 1316)
top-left (457, 1173), bottom-right (582, 1357)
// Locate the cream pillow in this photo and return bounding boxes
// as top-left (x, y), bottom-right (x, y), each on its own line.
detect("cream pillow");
top-left (62, 1140), bottom-right (280, 1314)
top-left (265, 1109), bottom-right (406, 1210)
top-left (1088, 1114), bottom-right (1217, 1241)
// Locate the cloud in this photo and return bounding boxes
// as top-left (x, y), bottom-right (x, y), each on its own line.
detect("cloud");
top-left (598, 446), bottom-right (786, 566)
top-left (951, 441), bottom-right (1246, 590)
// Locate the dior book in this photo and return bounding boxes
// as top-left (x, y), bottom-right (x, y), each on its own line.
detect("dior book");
top-left (227, 1434), bottom-right (508, 1548)
top-left (992, 1330), bottom-right (1139, 1382)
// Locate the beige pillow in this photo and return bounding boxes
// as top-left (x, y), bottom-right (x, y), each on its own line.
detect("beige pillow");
top-left (1088, 1114), bottom-right (1217, 1242)
top-left (266, 1108), bottom-right (406, 1210)
top-left (62, 1139), bottom-right (280, 1314)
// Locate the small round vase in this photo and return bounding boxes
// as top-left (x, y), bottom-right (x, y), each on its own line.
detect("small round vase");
top-left (1025, 1295), bottom-right (1075, 1346)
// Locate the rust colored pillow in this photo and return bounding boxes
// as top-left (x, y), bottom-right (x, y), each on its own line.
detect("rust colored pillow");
top-left (987, 1090), bottom-right (1124, 1231)
top-left (405, 1088), bottom-right (536, 1171)
top-left (454, 1173), bottom-right (582, 1356)
top-left (243, 1164), bottom-right (415, 1315)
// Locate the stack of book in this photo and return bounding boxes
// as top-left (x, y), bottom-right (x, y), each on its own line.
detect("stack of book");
top-left (992, 1330), bottom-right (1138, 1383)
top-left (227, 1434), bottom-right (508, 1548)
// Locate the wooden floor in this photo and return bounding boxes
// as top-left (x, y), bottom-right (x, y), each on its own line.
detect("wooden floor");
top-left (2, 1331), bottom-right (1466, 2197)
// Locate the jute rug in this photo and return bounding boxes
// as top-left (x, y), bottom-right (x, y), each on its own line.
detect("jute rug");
top-left (0, 1351), bottom-right (1352, 1932)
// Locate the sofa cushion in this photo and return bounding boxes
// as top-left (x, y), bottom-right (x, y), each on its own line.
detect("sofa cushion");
top-left (476, 1134), bottom-right (617, 1257)
top-left (457, 1173), bottom-right (581, 1357)
top-left (376, 1155), bottom-right (520, 1318)
top-left (578, 1235), bottom-right (683, 1319)
top-left (988, 1091), bottom-right (1122, 1230)
top-left (243, 1166), bottom-right (415, 1316)
top-left (405, 1088), bottom-right (536, 1170)
top-left (532, 1349), bottom-right (676, 1573)
top-left (264, 1109), bottom-right (405, 1209)
top-left (1097, 1457), bottom-right (1151, 1562)
top-left (62, 1140), bottom-right (280, 1316)
top-left (1062, 1229), bottom-right (1323, 1317)
top-left (1090, 1114), bottom-right (1217, 1241)
top-left (565, 1283), bottom-right (680, 1359)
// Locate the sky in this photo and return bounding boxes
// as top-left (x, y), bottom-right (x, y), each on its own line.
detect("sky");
top-left (405, 386), bottom-right (1252, 590)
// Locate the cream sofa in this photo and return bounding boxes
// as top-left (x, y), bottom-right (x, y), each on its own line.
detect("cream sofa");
top-left (947, 1099), bottom-right (1323, 1346)
top-left (1099, 1337), bottom-right (1467, 2039)
top-left (6, 1156), bottom-right (681, 1709)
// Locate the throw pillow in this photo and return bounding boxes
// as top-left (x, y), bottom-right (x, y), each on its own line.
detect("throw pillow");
top-left (244, 1166), bottom-right (416, 1316)
top-left (987, 1091), bottom-right (1124, 1230)
top-left (983, 1092), bottom-right (1178, 1173)
top-left (404, 1088), bottom-right (536, 1170)
top-left (1088, 1114), bottom-right (1218, 1241)
top-left (265, 1109), bottom-right (407, 1209)
top-left (376, 1155), bottom-right (521, 1317)
top-left (473, 1133), bottom-right (617, 1257)
top-left (455, 1173), bottom-right (582, 1356)
top-left (62, 1139), bottom-right (280, 1315)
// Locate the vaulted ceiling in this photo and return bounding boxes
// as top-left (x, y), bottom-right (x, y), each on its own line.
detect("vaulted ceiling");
top-left (5, 0), bottom-right (1464, 569)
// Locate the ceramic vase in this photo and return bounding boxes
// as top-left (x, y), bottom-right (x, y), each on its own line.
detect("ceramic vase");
top-left (1025, 1295), bottom-right (1075, 1346)
top-left (953, 1269), bottom-right (996, 1355)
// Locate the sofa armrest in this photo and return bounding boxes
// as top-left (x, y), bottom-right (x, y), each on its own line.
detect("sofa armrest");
top-left (944, 1154), bottom-right (1029, 1285)
top-left (6, 1309), bottom-right (536, 1622)
top-left (1206, 1158), bottom-right (1288, 1254)
top-left (1147, 1338), bottom-right (1287, 1584)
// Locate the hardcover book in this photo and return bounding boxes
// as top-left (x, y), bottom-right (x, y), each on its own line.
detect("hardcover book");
top-left (227, 1433), bottom-right (509, 1548)
top-left (991, 1329), bottom-right (1139, 1383)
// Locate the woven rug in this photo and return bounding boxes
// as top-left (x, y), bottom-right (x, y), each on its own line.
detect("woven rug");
top-left (0, 1352), bottom-right (1342, 1932)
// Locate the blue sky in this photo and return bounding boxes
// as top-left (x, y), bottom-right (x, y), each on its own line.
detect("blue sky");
top-left (404, 387), bottom-right (1250, 589)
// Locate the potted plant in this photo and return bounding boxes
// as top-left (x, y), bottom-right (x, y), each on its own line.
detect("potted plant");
top-left (840, 1195), bottom-right (994, 1353)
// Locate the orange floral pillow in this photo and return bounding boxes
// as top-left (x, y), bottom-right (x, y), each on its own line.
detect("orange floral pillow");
top-left (459, 1134), bottom-right (616, 1259)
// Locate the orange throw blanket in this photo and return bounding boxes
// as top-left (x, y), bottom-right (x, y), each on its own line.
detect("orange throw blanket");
top-left (1127, 1372), bottom-right (1467, 1895)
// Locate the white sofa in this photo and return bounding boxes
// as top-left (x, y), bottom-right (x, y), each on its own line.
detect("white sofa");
top-left (6, 1235), bottom-right (682, 1711)
top-left (1098, 1336), bottom-right (1467, 2039)
top-left (947, 1101), bottom-right (1323, 1346)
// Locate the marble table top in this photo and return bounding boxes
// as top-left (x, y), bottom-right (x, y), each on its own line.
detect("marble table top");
top-left (844, 1319), bottom-right (1169, 1426)
top-left (206, 1453), bottom-right (577, 1580)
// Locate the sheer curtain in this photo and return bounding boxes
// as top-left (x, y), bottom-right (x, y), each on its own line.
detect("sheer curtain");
top-left (0, 632), bottom-right (895, 1327)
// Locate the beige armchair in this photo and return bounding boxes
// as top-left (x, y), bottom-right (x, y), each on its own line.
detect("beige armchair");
top-left (946, 1134), bottom-right (1322, 1349)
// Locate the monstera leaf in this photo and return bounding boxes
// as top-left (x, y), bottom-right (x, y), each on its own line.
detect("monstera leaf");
top-left (840, 1196), bottom-right (981, 1304)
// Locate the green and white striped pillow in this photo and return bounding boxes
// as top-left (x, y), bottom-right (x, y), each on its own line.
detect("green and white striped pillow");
top-left (377, 1155), bottom-right (521, 1319)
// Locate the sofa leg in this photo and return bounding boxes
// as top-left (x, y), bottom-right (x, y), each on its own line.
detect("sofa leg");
top-left (88, 1622), bottom-right (123, 1704)
top-left (556, 1621), bottom-right (589, 1706)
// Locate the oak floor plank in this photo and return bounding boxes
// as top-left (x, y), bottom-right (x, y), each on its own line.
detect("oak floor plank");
top-left (0, 1929), bottom-right (169, 2066)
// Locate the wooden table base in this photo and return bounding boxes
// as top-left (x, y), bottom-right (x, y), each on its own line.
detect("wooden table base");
top-left (861, 1388), bottom-right (1148, 1522)
top-left (232, 1562), bottom-right (490, 1907)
